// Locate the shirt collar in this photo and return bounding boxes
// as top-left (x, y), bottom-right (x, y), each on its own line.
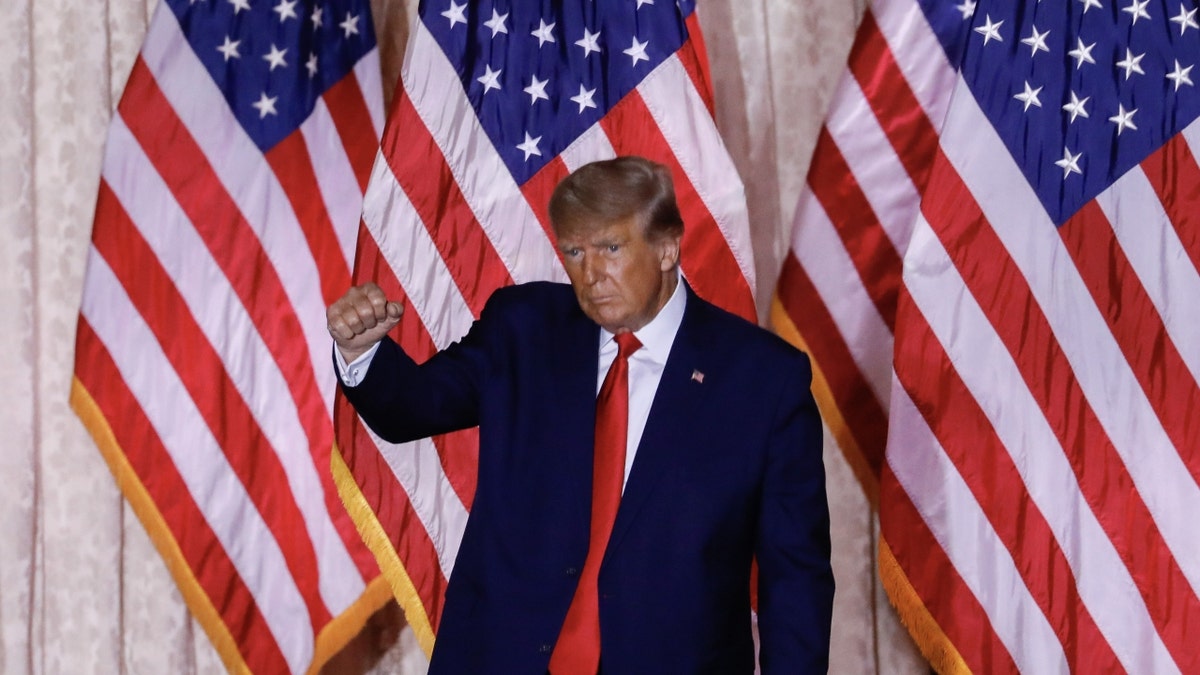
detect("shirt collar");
top-left (600, 270), bottom-right (686, 364)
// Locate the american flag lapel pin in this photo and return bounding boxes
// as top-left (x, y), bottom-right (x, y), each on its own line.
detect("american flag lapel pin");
top-left (691, 369), bottom-right (705, 384)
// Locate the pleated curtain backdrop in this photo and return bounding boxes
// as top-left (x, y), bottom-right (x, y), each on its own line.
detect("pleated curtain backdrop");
top-left (0, 0), bottom-right (923, 672)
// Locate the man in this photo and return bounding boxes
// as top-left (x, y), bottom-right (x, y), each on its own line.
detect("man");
top-left (328, 156), bottom-right (833, 673)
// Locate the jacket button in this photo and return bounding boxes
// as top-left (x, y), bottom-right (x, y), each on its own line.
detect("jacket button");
top-left (564, 567), bottom-right (578, 577)
top-left (538, 643), bottom-right (552, 653)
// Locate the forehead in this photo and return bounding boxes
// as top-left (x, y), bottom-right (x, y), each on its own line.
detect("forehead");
top-left (555, 215), bottom-right (644, 245)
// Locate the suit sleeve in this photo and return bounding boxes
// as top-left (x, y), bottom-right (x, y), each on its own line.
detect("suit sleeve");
top-left (337, 296), bottom-right (503, 444)
top-left (755, 351), bottom-right (834, 674)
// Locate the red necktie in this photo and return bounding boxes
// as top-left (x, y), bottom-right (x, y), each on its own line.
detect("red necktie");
top-left (549, 332), bottom-right (642, 675)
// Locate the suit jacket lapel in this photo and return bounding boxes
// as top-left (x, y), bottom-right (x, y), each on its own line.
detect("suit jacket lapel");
top-left (547, 299), bottom-right (602, 530)
top-left (604, 286), bottom-right (712, 560)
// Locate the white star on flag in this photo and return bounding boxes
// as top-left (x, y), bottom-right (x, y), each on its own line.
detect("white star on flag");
top-left (1055, 146), bottom-right (1083, 177)
top-left (251, 91), bottom-right (278, 118)
top-left (477, 65), bottom-right (503, 93)
top-left (1068, 37), bottom-right (1097, 68)
top-left (340, 12), bottom-right (359, 38)
top-left (623, 36), bottom-right (650, 65)
top-left (1123, 0), bottom-right (1151, 23)
top-left (1108, 104), bottom-right (1138, 134)
top-left (523, 75), bottom-right (549, 105)
top-left (1014, 81), bottom-right (1043, 111)
top-left (1167, 59), bottom-right (1195, 90)
top-left (532, 19), bottom-right (556, 47)
top-left (516, 132), bottom-right (542, 160)
top-left (263, 44), bottom-right (288, 71)
top-left (570, 84), bottom-right (597, 113)
top-left (442, 2), bottom-right (467, 29)
top-left (484, 9), bottom-right (509, 37)
top-left (576, 28), bottom-right (602, 57)
top-left (227, 0), bottom-right (250, 14)
top-left (974, 15), bottom-right (1004, 44)
top-left (274, 0), bottom-right (298, 22)
top-left (1021, 25), bottom-right (1050, 56)
top-left (1171, 5), bottom-right (1199, 34)
top-left (1062, 90), bottom-right (1090, 122)
top-left (1116, 48), bottom-right (1146, 79)
top-left (217, 35), bottom-right (241, 61)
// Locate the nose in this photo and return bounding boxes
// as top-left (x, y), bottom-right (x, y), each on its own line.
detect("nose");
top-left (581, 253), bottom-right (603, 285)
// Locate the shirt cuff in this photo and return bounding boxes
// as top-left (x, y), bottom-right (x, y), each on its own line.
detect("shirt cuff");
top-left (334, 341), bottom-right (381, 387)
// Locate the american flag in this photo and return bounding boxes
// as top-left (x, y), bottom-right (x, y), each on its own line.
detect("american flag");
top-left (71, 0), bottom-right (389, 672)
top-left (331, 0), bottom-right (756, 653)
top-left (775, 0), bottom-right (1200, 671)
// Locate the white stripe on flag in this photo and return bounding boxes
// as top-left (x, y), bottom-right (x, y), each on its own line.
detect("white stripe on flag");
top-left (638, 56), bottom-right (756, 290)
top-left (353, 49), bottom-right (385, 139)
top-left (1097, 164), bottom-right (1200, 386)
top-left (886, 382), bottom-right (1071, 675)
top-left (402, 22), bottom-right (567, 286)
top-left (872, 1), bottom-right (956, 121)
top-left (789, 192), bottom-right (893, 409)
top-left (361, 156), bottom-right (476, 350)
top-left (939, 77), bottom-right (1200, 587)
top-left (102, 113), bottom-right (367, 614)
top-left (81, 249), bottom-right (313, 674)
top-left (140, 8), bottom-right (334, 407)
top-left (824, 74), bottom-right (921, 251)
top-left (559, 124), bottom-right (617, 173)
top-left (903, 213), bottom-right (1176, 674)
top-left (302, 94), bottom-right (368, 271)
top-left (370, 433), bottom-right (470, 580)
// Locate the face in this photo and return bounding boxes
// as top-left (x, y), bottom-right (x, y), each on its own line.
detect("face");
top-left (556, 216), bottom-right (681, 334)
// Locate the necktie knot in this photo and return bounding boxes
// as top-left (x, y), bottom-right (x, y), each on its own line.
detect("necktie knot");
top-left (614, 332), bottom-right (642, 359)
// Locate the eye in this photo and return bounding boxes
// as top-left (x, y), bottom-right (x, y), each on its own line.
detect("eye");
top-left (564, 247), bottom-right (581, 258)
top-left (607, 244), bottom-right (620, 253)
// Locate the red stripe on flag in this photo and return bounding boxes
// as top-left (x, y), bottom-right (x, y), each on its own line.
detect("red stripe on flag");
top-left (520, 155), bottom-right (571, 249)
top-left (1142, 135), bottom-right (1200, 277)
top-left (334, 391), bottom-right (451, 630)
top-left (678, 20), bottom-right (716, 117)
top-left (352, 228), bottom-right (479, 509)
top-left (323, 73), bottom-right (379, 193)
top-left (892, 290), bottom-right (1122, 673)
top-left (118, 58), bottom-right (332, 452)
top-left (880, 464), bottom-right (1021, 675)
top-left (75, 319), bottom-right (289, 674)
top-left (1059, 202), bottom-right (1200, 465)
top-left (600, 91), bottom-right (755, 321)
top-left (92, 180), bottom-right (333, 631)
top-left (848, 12), bottom-right (939, 191)
top-left (775, 253), bottom-right (887, 480)
top-left (924, 152), bottom-right (1200, 671)
top-left (380, 90), bottom-right (514, 319)
top-left (265, 131), bottom-right (352, 307)
top-left (805, 128), bottom-right (902, 331)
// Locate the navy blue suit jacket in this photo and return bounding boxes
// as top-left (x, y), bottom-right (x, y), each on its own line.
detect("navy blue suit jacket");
top-left (341, 281), bottom-right (833, 673)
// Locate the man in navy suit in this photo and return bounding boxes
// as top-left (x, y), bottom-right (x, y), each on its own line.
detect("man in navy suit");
top-left (327, 156), bottom-right (833, 673)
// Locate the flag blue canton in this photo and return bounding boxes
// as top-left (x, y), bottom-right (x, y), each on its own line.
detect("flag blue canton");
top-left (918, 0), bottom-right (975, 66)
top-left (949, 0), bottom-right (1200, 225)
top-left (168, 0), bottom-right (376, 151)
top-left (419, 0), bottom-right (692, 185)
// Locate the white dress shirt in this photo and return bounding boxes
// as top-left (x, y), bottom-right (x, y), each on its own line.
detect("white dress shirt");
top-left (335, 275), bottom-right (687, 490)
top-left (597, 276), bottom-right (685, 489)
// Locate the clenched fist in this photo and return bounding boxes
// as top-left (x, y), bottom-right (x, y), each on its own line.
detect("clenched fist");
top-left (326, 282), bottom-right (403, 363)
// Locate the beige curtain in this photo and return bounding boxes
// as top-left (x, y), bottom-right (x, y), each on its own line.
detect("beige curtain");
top-left (0, 0), bottom-right (923, 672)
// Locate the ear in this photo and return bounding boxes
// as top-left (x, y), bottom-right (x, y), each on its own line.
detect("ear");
top-left (657, 233), bottom-right (681, 272)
